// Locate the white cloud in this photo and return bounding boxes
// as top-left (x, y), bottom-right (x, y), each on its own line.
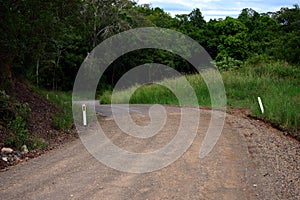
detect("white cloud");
top-left (136, 0), bottom-right (297, 21)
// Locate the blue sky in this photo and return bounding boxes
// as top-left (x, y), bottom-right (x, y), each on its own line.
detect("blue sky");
top-left (137, 0), bottom-right (298, 20)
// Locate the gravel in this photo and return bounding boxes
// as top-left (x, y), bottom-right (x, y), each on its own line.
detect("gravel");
top-left (227, 114), bottom-right (300, 200)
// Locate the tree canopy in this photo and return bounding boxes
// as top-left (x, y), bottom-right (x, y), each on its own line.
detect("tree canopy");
top-left (1, 1), bottom-right (299, 91)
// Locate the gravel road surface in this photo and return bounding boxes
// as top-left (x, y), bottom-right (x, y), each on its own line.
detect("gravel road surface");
top-left (0, 105), bottom-right (299, 199)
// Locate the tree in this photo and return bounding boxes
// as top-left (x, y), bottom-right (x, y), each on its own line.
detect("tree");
top-left (214, 17), bottom-right (249, 61)
top-left (273, 4), bottom-right (300, 32)
top-left (188, 8), bottom-right (206, 29)
top-left (0, 0), bottom-right (31, 89)
top-left (238, 8), bottom-right (260, 32)
top-left (269, 4), bottom-right (300, 63)
top-left (82, 0), bottom-right (133, 48)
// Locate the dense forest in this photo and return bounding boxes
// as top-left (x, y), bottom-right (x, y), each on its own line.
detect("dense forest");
top-left (1, 0), bottom-right (299, 92)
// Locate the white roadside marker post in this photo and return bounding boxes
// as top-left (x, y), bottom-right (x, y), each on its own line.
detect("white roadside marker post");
top-left (258, 97), bottom-right (264, 114)
top-left (82, 104), bottom-right (87, 126)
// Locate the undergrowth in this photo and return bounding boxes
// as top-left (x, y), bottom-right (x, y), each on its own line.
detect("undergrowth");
top-left (30, 87), bottom-right (73, 130)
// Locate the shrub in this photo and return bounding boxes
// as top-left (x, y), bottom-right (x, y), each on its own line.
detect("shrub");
top-left (52, 113), bottom-right (69, 130)
top-left (0, 90), bottom-right (47, 149)
top-left (6, 116), bottom-right (30, 149)
top-left (215, 57), bottom-right (243, 71)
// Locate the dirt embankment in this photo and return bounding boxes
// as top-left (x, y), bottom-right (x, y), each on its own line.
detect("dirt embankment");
top-left (0, 81), bottom-right (77, 169)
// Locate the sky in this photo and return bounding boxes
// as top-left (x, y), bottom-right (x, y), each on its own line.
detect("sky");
top-left (136, 0), bottom-right (298, 21)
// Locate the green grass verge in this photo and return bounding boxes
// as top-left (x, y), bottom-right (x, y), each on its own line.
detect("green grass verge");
top-left (32, 87), bottom-right (98, 127)
top-left (100, 62), bottom-right (300, 136)
top-left (31, 87), bottom-right (73, 130)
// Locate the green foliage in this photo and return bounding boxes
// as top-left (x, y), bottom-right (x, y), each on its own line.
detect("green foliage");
top-left (0, 90), bottom-right (31, 127)
top-left (43, 90), bottom-right (73, 130)
top-left (0, 91), bottom-right (14, 125)
top-left (269, 30), bottom-right (300, 64)
top-left (223, 63), bottom-right (299, 134)
top-left (1, 0), bottom-right (300, 91)
top-left (215, 57), bottom-right (243, 71)
top-left (30, 85), bottom-right (73, 130)
top-left (101, 61), bottom-right (300, 135)
top-left (1, 1), bottom-right (299, 139)
top-left (101, 83), bottom-right (179, 105)
top-left (244, 61), bottom-right (300, 79)
top-left (15, 103), bottom-right (31, 123)
top-left (244, 54), bottom-right (274, 67)
top-left (216, 17), bottom-right (248, 36)
top-left (132, 6), bottom-right (175, 28)
top-left (0, 93), bottom-right (46, 150)
top-left (188, 8), bottom-right (206, 28)
top-left (100, 90), bottom-right (113, 104)
top-left (275, 4), bottom-right (300, 32)
top-left (51, 113), bottom-right (69, 130)
top-left (6, 116), bottom-right (29, 149)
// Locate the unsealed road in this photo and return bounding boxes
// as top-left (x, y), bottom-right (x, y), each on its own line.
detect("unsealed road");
top-left (0, 105), bottom-right (299, 199)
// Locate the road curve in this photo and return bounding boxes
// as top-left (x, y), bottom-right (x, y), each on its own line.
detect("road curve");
top-left (0, 105), bottom-right (299, 199)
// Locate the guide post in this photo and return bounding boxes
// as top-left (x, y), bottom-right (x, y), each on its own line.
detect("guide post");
top-left (82, 104), bottom-right (87, 126)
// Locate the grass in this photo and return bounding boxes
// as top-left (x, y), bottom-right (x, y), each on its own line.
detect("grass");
top-left (223, 63), bottom-right (300, 134)
top-left (30, 86), bottom-right (73, 130)
top-left (44, 91), bottom-right (73, 130)
top-left (32, 87), bottom-right (100, 128)
top-left (100, 61), bottom-right (300, 137)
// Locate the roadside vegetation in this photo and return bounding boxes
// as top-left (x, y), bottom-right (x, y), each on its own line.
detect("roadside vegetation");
top-left (0, 84), bottom-right (74, 151)
top-left (1, 0), bottom-right (299, 151)
top-left (30, 86), bottom-right (73, 130)
top-left (100, 59), bottom-right (300, 138)
top-left (0, 90), bottom-right (46, 150)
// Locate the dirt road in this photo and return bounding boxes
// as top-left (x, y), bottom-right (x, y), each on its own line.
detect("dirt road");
top-left (0, 105), bottom-right (299, 199)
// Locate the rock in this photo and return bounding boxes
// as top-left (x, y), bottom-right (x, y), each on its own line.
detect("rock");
top-left (15, 151), bottom-right (21, 157)
top-left (1, 147), bottom-right (13, 154)
top-left (21, 145), bottom-right (29, 154)
top-left (15, 157), bottom-right (22, 164)
top-left (2, 157), bottom-right (8, 162)
top-left (7, 155), bottom-right (15, 162)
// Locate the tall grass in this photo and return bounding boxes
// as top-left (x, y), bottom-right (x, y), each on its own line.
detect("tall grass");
top-left (223, 64), bottom-right (299, 134)
top-left (30, 86), bottom-right (73, 130)
top-left (100, 62), bottom-right (300, 135)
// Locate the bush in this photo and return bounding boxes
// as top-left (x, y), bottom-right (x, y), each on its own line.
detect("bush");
top-left (0, 90), bottom-right (31, 124)
top-left (0, 90), bottom-right (47, 149)
top-left (6, 116), bottom-right (30, 149)
top-left (99, 90), bottom-right (112, 104)
top-left (5, 113), bottom-right (47, 150)
top-left (52, 113), bottom-right (69, 130)
top-left (0, 90), bottom-right (15, 125)
top-left (244, 54), bottom-right (273, 68)
top-left (215, 57), bottom-right (243, 71)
